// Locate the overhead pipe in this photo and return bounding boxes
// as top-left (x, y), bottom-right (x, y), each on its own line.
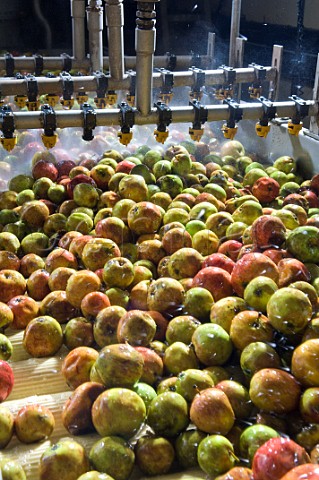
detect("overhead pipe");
top-left (71, 0), bottom-right (86, 62)
top-left (104, 0), bottom-right (125, 81)
top-left (0, 54), bottom-right (212, 74)
top-left (0, 66), bottom-right (277, 97)
top-left (86, 0), bottom-right (104, 72)
top-left (2, 100), bottom-right (317, 131)
top-left (134, 0), bottom-right (159, 115)
top-left (229, 0), bottom-right (242, 67)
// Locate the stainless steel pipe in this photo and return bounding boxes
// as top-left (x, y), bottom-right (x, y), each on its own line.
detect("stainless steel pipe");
top-left (0, 54), bottom-right (212, 73)
top-left (229, 0), bottom-right (242, 67)
top-left (0, 67), bottom-right (277, 97)
top-left (71, 0), bottom-right (86, 61)
top-left (86, 0), bottom-right (104, 72)
top-left (3, 101), bottom-right (317, 131)
top-left (104, 0), bottom-right (125, 81)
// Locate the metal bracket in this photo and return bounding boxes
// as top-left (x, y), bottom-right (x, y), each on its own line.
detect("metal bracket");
top-left (81, 102), bottom-right (96, 141)
top-left (157, 67), bottom-right (174, 104)
top-left (34, 54), bottom-right (44, 76)
top-left (61, 53), bottom-right (72, 73)
top-left (5, 53), bottom-right (14, 77)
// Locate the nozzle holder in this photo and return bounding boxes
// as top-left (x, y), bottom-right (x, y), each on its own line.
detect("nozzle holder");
top-left (190, 99), bottom-right (208, 131)
top-left (26, 74), bottom-right (38, 102)
top-left (119, 101), bottom-right (136, 132)
top-left (223, 98), bottom-right (243, 128)
top-left (258, 96), bottom-right (277, 126)
top-left (34, 54), bottom-right (44, 76)
top-left (154, 100), bottom-right (172, 132)
top-left (93, 71), bottom-right (108, 108)
top-left (167, 52), bottom-right (177, 71)
top-left (189, 66), bottom-right (205, 98)
top-left (5, 53), bottom-right (14, 77)
top-left (289, 94), bottom-right (310, 124)
top-left (157, 67), bottom-right (174, 94)
top-left (41, 104), bottom-right (57, 137)
top-left (0, 105), bottom-right (15, 138)
top-left (60, 71), bottom-right (74, 108)
top-left (82, 102), bottom-right (96, 141)
top-left (61, 53), bottom-right (72, 73)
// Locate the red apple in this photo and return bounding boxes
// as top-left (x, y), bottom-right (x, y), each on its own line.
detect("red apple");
top-left (280, 464), bottom-right (319, 479)
top-left (192, 266), bottom-right (233, 301)
top-left (231, 252), bottom-right (279, 297)
top-left (202, 253), bottom-right (235, 274)
top-left (0, 360), bottom-right (14, 402)
top-left (218, 239), bottom-right (243, 261)
top-left (252, 437), bottom-right (310, 480)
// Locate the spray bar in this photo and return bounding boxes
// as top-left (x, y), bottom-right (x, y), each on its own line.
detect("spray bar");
top-left (0, 67), bottom-right (277, 97)
top-left (0, 54), bottom-right (212, 74)
top-left (2, 100), bottom-right (316, 131)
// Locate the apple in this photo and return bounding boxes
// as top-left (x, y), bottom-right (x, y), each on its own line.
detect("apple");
top-left (249, 368), bottom-right (301, 414)
top-left (0, 360), bottom-right (14, 402)
top-left (280, 464), bottom-right (319, 480)
top-left (252, 437), bottom-right (310, 480)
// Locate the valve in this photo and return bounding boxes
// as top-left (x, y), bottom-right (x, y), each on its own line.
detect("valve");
top-left (154, 101), bottom-right (172, 144)
top-left (82, 102), bottom-right (96, 142)
top-left (93, 71), bottom-right (108, 109)
top-left (60, 71), bottom-right (74, 109)
top-left (189, 99), bottom-right (208, 142)
top-left (222, 98), bottom-right (243, 140)
top-left (248, 63), bottom-right (267, 99)
top-left (255, 96), bottom-right (277, 138)
top-left (189, 66), bottom-right (205, 101)
top-left (214, 65), bottom-right (236, 100)
top-left (157, 68), bottom-right (174, 105)
top-left (118, 101), bottom-right (136, 146)
top-left (0, 105), bottom-right (17, 152)
top-left (288, 95), bottom-right (310, 136)
top-left (25, 74), bottom-right (40, 111)
top-left (126, 70), bottom-right (136, 107)
top-left (40, 104), bottom-right (58, 149)
top-left (106, 90), bottom-right (118, 107)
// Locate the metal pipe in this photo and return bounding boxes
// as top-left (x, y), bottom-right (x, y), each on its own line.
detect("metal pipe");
top-left (0, 54), bottom-right (212, 73)
top-left (86, 0), bottom-right (104, 72)
top-left (71, 0), bottom-right (86, 61)
top-left (229, 0), bottom-right (242, 67)
top-left (4, 101), bottom-right (317, 131)
top-left (104, 0), bottom-right (125, 81)
top-left (134, 1), bottom-right (159, 116)
top-left (0, 67), bottom-right (278, 96)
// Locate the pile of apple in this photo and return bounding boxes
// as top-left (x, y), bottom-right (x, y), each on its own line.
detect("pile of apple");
top-left (2, 125), bottom-right (319, 480)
